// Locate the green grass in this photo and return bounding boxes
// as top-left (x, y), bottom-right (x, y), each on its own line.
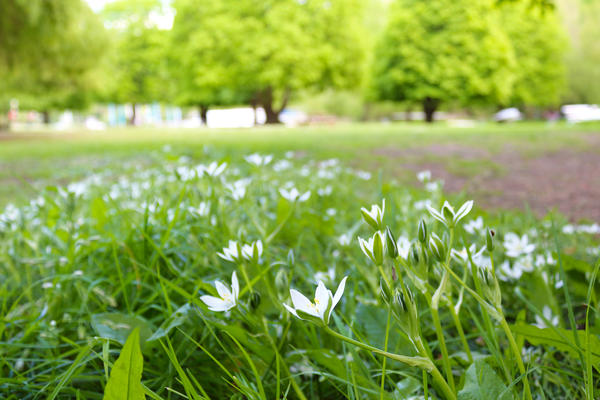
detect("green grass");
top-left (2, 121), bottom-right (599, 208)
top-left (1, 122), bottom-right (600, 399)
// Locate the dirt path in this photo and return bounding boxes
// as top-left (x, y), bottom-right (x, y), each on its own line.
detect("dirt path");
top-left (376, 138), bottom-right (600, 222)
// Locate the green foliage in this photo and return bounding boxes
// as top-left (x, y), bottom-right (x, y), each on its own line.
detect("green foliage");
top-left (499, 3), bottom-right (567, 107)
top-left (558, 0), bottom-right (600, 104)
top-left (103, 328), bottom-right (146, 400)
top-left (100, 0), bottom-right (172, 107)
top-left (458, 360), bottom-right (512, 400)
top-left (170, 0), bottom-right (368, 122)
top-left (0, 1), bottom-right (108, 113)
top-left (372, 0), bottom-right (516, 120)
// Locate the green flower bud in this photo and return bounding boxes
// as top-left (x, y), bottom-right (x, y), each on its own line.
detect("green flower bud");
top-left (478, 268), bottom-right (501, 308)
top-left (429, 233), bottom-right (446, 262)
top-left (380, 277), bottom-right (393, 304)
top-left (486, 228), bottom-right (495, 252)
top-left (373, 233), bottom-right (384, 265)
top-left (418, 219), bottom-right (427, 244)
top-left (385, 227), bottom-right (398, 259)
top-left (392, 288), bottom-right (419, 339)
top-left (409, 244), bottom-right (420, 266)
top-left (275, 269), bottom-right (289, 297)
top-left (250, 292), bottom-right (261, 311)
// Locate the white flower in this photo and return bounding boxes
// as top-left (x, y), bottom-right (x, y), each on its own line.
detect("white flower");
top-left (425, 182), bottom-right (440, 192)
top-left (503, 233), bottom-right (536, 258)
top-left (318, 185), bottom-right (333, 196)
top-left (358, 231), bottom-right (385, 265)
top-left (356, 171), bottom-right (372, 180)
top-left (283, 276), bottom-right (348, 324)
top-left (217, 240), bottom-right (241, 262)
top-left (279, 187), bottom-right (311, 202)
top-left (225, 179), bottom-right (251, 200)
top-left (464, 216), bottom-right (484, 234)
top-left (338, 233), bottom-right (352, 246)
top-left (241, 240), bottom-right (263, 262)
top-left (199, 161), bottom-right (227, 177)
top-left (245, 153), bottom-right (273, 166)
top-left (535, 306), bottom-right (559, 328)
top-left (397, 236), bottom-right (411, 259)
top-left (273, 159), bottom-right (292, 172)
top-left (200, 272), bottom-right (239, 312)
top-left (417, 170), bottom-right (431, 182)
top-left (427, 200), bottom-right (473, 228)
top-left (314, 267), bottom-right (336, 284)
top-left (500, 254), bottom-right (535, 279)
top-left (360, 199), bottom-right (385, 230)
top-left (189, 201), bottom-right (210, 217)
top-left (414, 199), bottom-right (432, 210)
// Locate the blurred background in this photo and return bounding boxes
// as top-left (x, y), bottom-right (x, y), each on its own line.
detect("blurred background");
top-left (1, 0), bottom-right (599, 130)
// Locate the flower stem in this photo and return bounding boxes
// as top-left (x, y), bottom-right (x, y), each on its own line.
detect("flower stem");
top-left (431, 270), bottom-right (455, 393)
top-left (324, 326), bottom-right (457, 400)
top-left (499, 316), bottom-right (533, 400)
top-left (380, 304), bottom-right (392, 400)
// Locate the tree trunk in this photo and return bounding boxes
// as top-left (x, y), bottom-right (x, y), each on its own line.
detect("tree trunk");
top-left (423, 97), bottom-right (439, 123)
top-left (258, 87), bottom-right (290, 124)
top-left (199, 105), bottom-right (208, 125)
top-left (129, 103), bottom-right (137, 125)
top-left (42, 110), bottom-right (50, 124)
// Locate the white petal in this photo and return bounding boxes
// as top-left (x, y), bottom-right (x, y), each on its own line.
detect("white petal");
top-left (215, 280), bottom-right (232, 299)
top-left (454, 200), bottom-right (474, 222)
top-left (283, 303), bottom-right (301, 319)
top-left (200, 295), bottom-right (230, 312)
top-left (315, 281), bottom-right (329, 308)
top-left (290, 289), bottom-right (314, 314)
top-left (332, 276), bottom-right (348, 310)
top-left (217, 252), bottom-right (233, 262)
top-left (231, 271), bottom-right (239, 300)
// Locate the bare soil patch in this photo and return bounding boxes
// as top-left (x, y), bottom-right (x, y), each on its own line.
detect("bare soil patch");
top-left (378, 143), bottom-right (600, 222)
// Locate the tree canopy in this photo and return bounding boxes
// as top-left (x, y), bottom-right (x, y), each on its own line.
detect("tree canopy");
top-left (372, 0), bottom-right (516, 122)
top-left (169, 0), bottom-right (368, 123)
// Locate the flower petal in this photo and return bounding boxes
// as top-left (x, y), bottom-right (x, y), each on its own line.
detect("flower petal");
top-left (215, 280), bottom-right (232, 300)
top-left (200, 295), bottom-right (230, 312)
top-left (283, 303), bottom-right (300, 318)
top-left (231, 271), bottom-right (239, 301)
top-left (332, 276), bottom-right (348, 310)
top-left (290, 289), bottom-right (315, 315)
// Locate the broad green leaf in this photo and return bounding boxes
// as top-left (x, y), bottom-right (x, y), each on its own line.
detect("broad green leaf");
top-left (458, 360), bottom-right (512, 400)
top-left (92, 313), bottom-right (154, 345)
top-left (511, 322), bottom-right (600, 365)
top-left (103, 327), bottom-right (145, 400)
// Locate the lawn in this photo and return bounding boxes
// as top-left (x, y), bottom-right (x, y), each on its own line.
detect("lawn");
top-left (1, 121), bottom-right (599, 399)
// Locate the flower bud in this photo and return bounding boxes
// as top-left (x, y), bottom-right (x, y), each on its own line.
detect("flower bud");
top-left (385, 227), bottom-right (398, 259)
top-left (429, 233), bottom-right (446, 262)
top-left (478, 268), bottom-right (501, 308)
top-left (275, 269), bottom-right (289, 297)
top-left (408, 244), bottom-right (420, 266)
top-left (442, 204), bottom-right (455, 224)
top-left (392, 288), bottom-right (419, 339)
top-left (373, 233), bottom-right (384, 265)
top-left (486, 228), bottom-right (495, 252)
top-left (250, 292), bottom-right (261, 311)
top-left (418, 219), bottom-right (427, 244)
top-left (380, 277), bottom-right (393, 303)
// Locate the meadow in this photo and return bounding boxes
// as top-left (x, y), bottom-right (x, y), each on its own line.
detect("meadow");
top-left (1, 122), bottom-right (599, 399)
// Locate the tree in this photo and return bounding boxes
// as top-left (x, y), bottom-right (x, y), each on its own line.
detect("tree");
top-left (499, 3), bottom-right (567, 108)
top-left (372, 0), bottom-right (516, 122)
top-left (100, 0), bottom-right (172, 124)
top-left (557, 0), bottom-right (600, 104)
top-left (170, 0), bottom-right (367, 124)
top-left (0, 1), bottom-right (107, 126)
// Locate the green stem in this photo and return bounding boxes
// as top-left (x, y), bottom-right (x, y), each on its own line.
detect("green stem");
top-left (380, 304), bottom-right (392, 400)
top-left (447, 302), bottom-right (472, 363)
top-left (499, 317), bottom-right (533, 400)
top-left (239, 263), bottom-right (253, 293)
top-left (324, 327), bottom-right (457, 400)
top-left (431, 270), bottom-right (455, 393)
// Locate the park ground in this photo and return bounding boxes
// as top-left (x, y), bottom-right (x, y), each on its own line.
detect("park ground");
top-left (1, 121), bottom-right (600, 222)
